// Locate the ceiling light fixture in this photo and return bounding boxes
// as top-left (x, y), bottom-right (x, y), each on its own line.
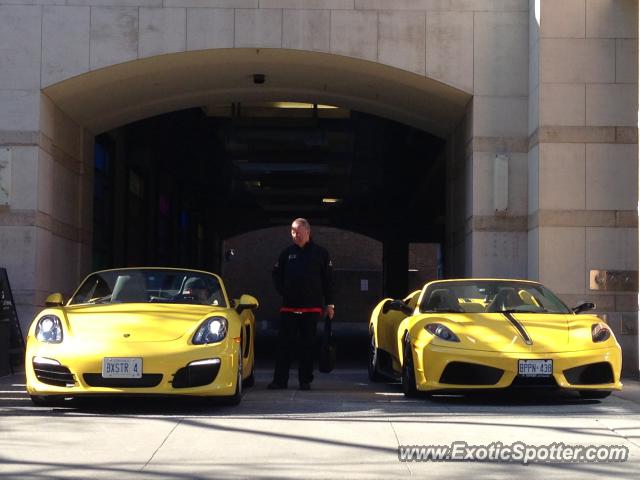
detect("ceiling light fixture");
top-left (273, 102), bottom-right (338, 109)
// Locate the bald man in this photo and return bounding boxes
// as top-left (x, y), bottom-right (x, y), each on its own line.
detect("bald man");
top-left (269, 218), bottom-right (334, 391)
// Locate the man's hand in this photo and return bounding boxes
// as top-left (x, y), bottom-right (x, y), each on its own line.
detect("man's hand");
top-left (326, 304), bottom-right (335, 320)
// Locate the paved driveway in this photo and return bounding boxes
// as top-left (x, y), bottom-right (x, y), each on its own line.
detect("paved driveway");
top-left (1, 370), bottom-right (639, 479)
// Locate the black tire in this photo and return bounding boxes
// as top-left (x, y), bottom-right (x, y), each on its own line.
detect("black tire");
top-left (29, 395), bottom-right (63, 407)
top-left (579, 390), bottom-right (611, 400)
top-left (401, 337), bottom-right (419, 398)
top-left (368, 330), bottom-right (385, 382)
top-left (219, 346), bottom-right (243, 406)
top-left (243, 362), bottom-right (255, 388)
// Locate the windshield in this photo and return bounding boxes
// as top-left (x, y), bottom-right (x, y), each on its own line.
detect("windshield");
top-left (69, 269), bottom-right (227, 307)
top-left (419, 280), bottom-right (571, 314)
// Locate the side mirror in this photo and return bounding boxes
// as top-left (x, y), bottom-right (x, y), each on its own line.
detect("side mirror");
top-left (573, 302), bottom-right (596, 314)
top-left (45, 292), bottom-right (65, 307)
top-left (382, 299), bottom-right (413, 316)
top-left (236, 294), bottom-right (259, 313)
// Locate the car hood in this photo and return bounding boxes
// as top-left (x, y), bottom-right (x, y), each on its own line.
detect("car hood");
top-left (416, 313), bottom-right (603, 353)
top-left (63, 303), bottom-right (225, 342)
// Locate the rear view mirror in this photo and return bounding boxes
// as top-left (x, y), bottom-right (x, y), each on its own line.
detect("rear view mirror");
top-left (45, 292), bottom-right (65, 307)
top-left (237, 294), bottom-right (259, 313)
top-left (573, 302), bottom-right (596, 314)
top-left (382, 299), bottom-right (413, 316)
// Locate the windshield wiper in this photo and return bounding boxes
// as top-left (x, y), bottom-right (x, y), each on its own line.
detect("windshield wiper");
top-left (88, 295), bottom-right (112, 304)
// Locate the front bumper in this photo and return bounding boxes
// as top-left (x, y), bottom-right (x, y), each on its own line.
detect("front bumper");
top-left (413, 343), bottom-right (623, 392)
top-left (25, 337), bottom-right (238, 397)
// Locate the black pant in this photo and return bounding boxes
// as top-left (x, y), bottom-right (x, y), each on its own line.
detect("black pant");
top-left (273, 311), bottom-right (320, 385)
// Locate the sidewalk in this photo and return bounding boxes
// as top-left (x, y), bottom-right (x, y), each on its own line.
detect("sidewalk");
top-left (2, 369), bottom-right (640, 480)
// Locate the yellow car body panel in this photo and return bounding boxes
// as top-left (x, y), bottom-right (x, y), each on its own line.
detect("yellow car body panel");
top-left (25, 267), bottom-right (257, 401)
top-left (412, 344), bottom-right (622, 392)
top-left (369, 278), bottom-right (623, 395)
top-left (370, 290), bottom-right (420, 364)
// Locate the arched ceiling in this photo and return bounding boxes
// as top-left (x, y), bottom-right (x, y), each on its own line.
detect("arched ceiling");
top-left (43, 48), bottom-right (471, 137)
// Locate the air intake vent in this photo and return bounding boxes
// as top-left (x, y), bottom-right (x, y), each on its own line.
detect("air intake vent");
top-left (33, 363), bottom-right (75, 387)
top-left (83, 374), bottom-right (163, 388)
top-left (564, 362), bottom-right (614, 385)
top-left (439, 362), bottom-right (503, 385)
top-left (172, 362), bottom-right (221, 389)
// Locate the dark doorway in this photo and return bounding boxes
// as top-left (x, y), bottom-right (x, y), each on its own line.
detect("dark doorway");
top-left (93, 104), bottom-right (446, 298)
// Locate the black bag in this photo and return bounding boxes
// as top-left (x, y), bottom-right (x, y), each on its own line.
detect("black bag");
top-left (318, 316), bottom-right (336, 373)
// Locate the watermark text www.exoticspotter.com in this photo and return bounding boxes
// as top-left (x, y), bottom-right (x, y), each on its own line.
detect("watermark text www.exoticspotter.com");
top-left (398, 442), bottom-right (629, 465)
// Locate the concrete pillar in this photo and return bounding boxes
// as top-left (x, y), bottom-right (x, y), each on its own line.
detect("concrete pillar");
top-left (0, 5), bottom-right (42, 335)
top-left (0, 93), bottom-right (93, 336)
top-left (0, 6), bottom-right (95, 336)
top-left (637, 0), bottom-right (640, 380)
top-left (446, 101), bottom-right (472, 278)
top-left (468, 7), bottom-right (530, 278)
top-left (531, 0), bottom-right (639, 375)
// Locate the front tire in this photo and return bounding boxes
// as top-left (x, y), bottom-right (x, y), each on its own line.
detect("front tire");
top-left (401, 337), bottom-right (419, 398)
top-left (30, 395), bottom-right (63, 407)
top-left (368, 329), bottom-right (385, 382)
top-left (579, 390), bottom-right (611, 400)
top-left (243, 362), bottom-right (255, 388)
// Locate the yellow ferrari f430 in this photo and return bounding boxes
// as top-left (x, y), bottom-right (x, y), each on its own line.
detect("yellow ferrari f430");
top-left (25, 267), bottom-right (258, 406)
top-left (368, 279), bottom-right (622, 399)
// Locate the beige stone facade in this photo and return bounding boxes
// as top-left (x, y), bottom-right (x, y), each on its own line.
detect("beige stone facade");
top-left (0, 0), bottom-right (638, 373)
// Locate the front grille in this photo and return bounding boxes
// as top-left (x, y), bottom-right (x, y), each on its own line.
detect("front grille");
top-left (83, 374), bottom-right (163, 388)
top-left (564, 362), bottom-right (614, 385)
top-left (33, 363), bottom-right (75, 387)
top-left (172, 362), bottom-right (221, 389)
top-left (439, 362), bottom-right (504, 385)
top-left (511, 375), bottom-right (558, 388)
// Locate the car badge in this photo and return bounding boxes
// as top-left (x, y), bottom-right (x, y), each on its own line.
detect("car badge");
top-left (123, 333), bottom-right (131, 338)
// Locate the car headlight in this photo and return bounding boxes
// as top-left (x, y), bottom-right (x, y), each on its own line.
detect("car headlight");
top-left (35, 315), bottom-right (63, 343)
top-left (592, 323), bottom-right (611, 343)
top-left (192, 317), bottom-right (228, 345)
top-left (425, 323), bottom-right (460, 342)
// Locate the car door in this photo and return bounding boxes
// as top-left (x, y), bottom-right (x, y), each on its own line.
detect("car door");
top-left (380, 290), bottom-right (421, 363)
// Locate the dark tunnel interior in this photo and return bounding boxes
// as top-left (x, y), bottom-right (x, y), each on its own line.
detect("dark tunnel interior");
top-left (93, 103), bottom-right (447, 326)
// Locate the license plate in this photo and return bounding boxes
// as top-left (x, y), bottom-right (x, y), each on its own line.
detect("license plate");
top-left (102, 357), bottom-right (142, 378)
top-left (518, 359), bottom-right (552, 377)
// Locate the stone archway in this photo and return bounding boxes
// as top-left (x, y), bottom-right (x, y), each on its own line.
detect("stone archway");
top-left (56, 48), bottom-right (468, 302)
top-left (44, 48), bottom-right (470, 136)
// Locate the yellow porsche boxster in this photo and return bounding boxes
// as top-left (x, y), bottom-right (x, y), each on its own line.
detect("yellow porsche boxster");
top-left (25, 267), bottom-right (258, 406)
top-left (368, 279), bottom-right (622, 399)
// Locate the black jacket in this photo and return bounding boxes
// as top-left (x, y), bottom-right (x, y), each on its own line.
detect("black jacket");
top-left (272, 240), bottom-right (333, 308)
